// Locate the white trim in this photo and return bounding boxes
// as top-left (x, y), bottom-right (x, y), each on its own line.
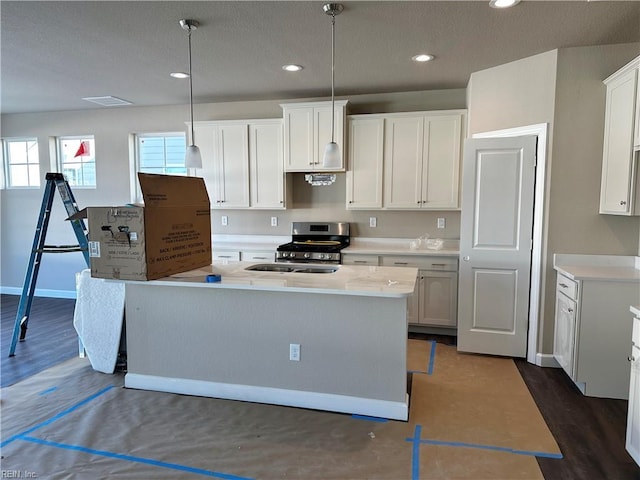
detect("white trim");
top-left (0, 286), bottom-right (76, 299)
top-left (125, 373), bottom-right (409, 421)
top-left (536, 353), bottom-right (560, 368)
top-left (473, 123), bottom-right (548, 365)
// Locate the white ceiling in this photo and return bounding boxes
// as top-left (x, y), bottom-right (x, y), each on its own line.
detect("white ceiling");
top-left (2, 1), bottom-right (639, 114)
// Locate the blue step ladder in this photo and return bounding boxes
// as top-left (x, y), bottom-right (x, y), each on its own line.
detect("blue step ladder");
top-left (8, 173), bottom-right (90, 357)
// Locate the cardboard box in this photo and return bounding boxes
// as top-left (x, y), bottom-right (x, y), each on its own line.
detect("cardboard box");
top-left (77, 173), bottom-right (211, 280)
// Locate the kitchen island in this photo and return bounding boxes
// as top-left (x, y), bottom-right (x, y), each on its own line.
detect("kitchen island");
top-left (124, 262), bottom-right (417, 421)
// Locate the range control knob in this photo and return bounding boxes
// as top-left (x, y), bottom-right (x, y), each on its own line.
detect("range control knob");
top-left (304, 252), bottom-right (311, 259)
top-left (320, 253), bottom-right (326, 260)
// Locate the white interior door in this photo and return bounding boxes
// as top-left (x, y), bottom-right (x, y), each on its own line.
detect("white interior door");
top-left (457, 136), bottom-right (537, 357)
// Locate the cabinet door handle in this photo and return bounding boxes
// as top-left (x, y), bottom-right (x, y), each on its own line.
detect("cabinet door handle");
top-left (620, 200), bottom-right (627, 205)
top-left (629, 355), bottom-right (636, 362)
top-left (567, 308), bottom-right (574, 313)
top-left (559, 283), bottom-right (569, 288)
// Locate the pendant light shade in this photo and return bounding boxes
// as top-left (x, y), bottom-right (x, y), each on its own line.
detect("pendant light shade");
top-left (180, 19), bottom-right (202, 169)
top-left (322, 3), bottom-right (343, 169)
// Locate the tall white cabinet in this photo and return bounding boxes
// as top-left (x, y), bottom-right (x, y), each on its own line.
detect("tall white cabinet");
top-left (192, 119), bottom-right (285, 209)
top-left (346, 110), bottom-right (465, 210)
top-left (599, 54), bottom-right (640, 216)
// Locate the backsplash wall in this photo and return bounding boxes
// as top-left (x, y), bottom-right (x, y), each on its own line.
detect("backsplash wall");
top-left (210, 173), bottom-right (461, 239)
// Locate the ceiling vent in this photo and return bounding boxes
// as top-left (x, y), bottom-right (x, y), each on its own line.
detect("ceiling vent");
top-left (82, 96), bottom-right (133, 107)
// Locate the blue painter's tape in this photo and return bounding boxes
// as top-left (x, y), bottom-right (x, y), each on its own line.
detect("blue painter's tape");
top-left (0, 385), bottom-right (115, 448)
top-left (38, 386), bottom-right (58, 396)
top-left (427, 340), bottom-right (437, 375)
top-left (411, 437), bottom-right (563, 459)
top-left (351, 414), bottom-right (389, 423)
top-left (19, 435), bottom-right (254, 480)
top-left (206, 274), bottom-right (221, 283)
top-left (411, 425), bottom-right (422, 480)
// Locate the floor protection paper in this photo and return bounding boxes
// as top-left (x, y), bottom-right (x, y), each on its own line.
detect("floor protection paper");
top-left (1, 340), bottom-right (561, 479)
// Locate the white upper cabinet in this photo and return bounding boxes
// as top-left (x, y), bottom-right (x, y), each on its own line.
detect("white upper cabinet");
top-left (599, 55), bottom-right (640, 215)
top-left (346, 116), bottom-right (384, 209)
top-left (381, 111), bottom-right (465, 210)
top-left (281, 100), bottom-right (348, 172)
top-left (192, 119), bottom-right (285, 210)
top-left (249, 121), bottom-right (285, 209)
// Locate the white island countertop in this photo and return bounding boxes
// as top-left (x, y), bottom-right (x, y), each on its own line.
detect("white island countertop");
top-left (553, 254), bottom-right (640, 283)
top-left (134, 262), bottom-right (418, 298)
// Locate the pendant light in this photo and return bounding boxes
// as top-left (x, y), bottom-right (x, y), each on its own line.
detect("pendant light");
top-left (180, 19), bottom-right (202, 169)
top-left (321, 3), bottom-right (343, 170)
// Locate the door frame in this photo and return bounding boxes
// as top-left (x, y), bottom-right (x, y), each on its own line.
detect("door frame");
top-left (472, 123), bottom-right (548, 365)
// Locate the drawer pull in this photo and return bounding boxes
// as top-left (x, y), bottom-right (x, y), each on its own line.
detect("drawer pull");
top-left (431, 263), bottom-right (446, 267)
top-left (559, 283), bottom-right (569, 288)
top-left (253, 257), bottom-right (268, 260)
top-left (394, 262), bottom-right (409, 265)
top-left (354, 260), bottom-right (368, 264)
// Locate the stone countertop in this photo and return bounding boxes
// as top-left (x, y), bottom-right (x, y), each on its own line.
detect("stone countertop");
top-left (553, 254), bottom-right (640, 283)
top-left (130, 262), bottom-right (418, 298)
top-left (211, 235), bottom-right (461, 256)
top-left (342, 238), bottom-right (459, 256)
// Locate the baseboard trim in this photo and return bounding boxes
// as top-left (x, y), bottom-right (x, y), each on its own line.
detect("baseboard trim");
top-left (536, 353), bottom-right (560, 368)
top-left (0, 286), bottom-right (76, 299)
top-left (125, 373), bottom-right (409, 421)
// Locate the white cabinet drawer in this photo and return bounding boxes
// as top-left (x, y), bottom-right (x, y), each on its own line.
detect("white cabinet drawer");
top-left (213, 251), bottom-right (240, 262)
top-left (380, 255), bottom-right (458, 271)
top-left (241, 251), bottom-right (275, 262)
top-left (342, 254), bottom-right (379, 266)
top-left (556, 273), bottom-right (578, 301)
top-left (633, 317), bottom-right (640, 349)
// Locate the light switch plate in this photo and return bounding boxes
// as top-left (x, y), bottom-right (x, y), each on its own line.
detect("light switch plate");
top-left (369, 217), bottom-right (377, 228)
top-left (221, 215), bottom-right (228, 226)
top-left (437, 217), bottom-right (445, 229)
top-left (271, 216), bottom-right (278, 227)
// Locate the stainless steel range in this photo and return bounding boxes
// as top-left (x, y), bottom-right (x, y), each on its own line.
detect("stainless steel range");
top-left (276, 222), bottom-right (350, 264)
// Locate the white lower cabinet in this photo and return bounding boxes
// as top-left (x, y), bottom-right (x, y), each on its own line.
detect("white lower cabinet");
top-left (378, 255), bottom-right (458, 329)
top-left (627, 313), bottom-right (640, 466)
top-left (241, 250), bottom-right (275, 262)
top-left (552, 271), bottom-right (636, 399)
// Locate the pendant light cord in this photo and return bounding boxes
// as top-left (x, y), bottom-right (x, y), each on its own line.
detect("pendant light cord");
top-left (188, 26), bottom-right (195, 146)
top-left (330, 12), bottom-right (336, 144)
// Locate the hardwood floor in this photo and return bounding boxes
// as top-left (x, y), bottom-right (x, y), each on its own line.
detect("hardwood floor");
top-left (1, 294), bottom-right (78, 387)
top-left (1, 296), bottom-right (638, 479)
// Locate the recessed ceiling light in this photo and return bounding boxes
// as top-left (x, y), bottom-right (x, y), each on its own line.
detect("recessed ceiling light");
top-left (170, 72), bottom-right (190, 79)
top-left (489, 0), bottom-right (520, 8)
top-left (282, 64), bottom-right (303, 72)
top-left (412, 54), bottom-right (434, 63)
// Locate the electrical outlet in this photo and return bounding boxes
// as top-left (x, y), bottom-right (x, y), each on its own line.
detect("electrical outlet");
top-left (369, 216), bottom-right (377, 228)
top-left (221, 215), bottom-right (228, 226)
top-left (271, 216), bottom-right (278, 227)
top-left (289, 343), bottom-right (300, 361)
top-left (437, 217), bottom-right (445, 229)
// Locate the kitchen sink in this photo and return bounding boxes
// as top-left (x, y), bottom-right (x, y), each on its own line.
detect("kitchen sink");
top-left (244, 264), bottom-right (337, 274)
top-left (245, 264), bottom-right (296, 273)
top-left (292, 267), bottom-right (337, 274)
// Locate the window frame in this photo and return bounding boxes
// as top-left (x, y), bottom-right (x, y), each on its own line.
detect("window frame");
top-left (131, 132), bottom-right (188, 202)
top-left (55, 135), bottom-right (97, 188)
top-left (2, 137), bottom-right (41, 189)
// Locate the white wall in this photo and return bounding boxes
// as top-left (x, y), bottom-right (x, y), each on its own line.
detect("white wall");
top-left (1, 89), bottom-right (466, 295)
top-left (467, 42), bottom-right (640, 355)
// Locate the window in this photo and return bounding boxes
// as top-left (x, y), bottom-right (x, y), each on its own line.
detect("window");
top-left (3, 138), bottom-right (40, 187)
top-left (136, 133), bottom-right (187, 176)
top-left (57, 136), bottom-right (96, 187)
